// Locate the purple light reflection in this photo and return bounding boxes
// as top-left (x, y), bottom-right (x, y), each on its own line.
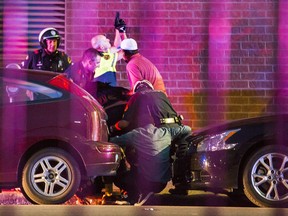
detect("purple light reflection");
top-left (3, 1), bottom-right (28, 66)
top-left (208, 1), bottom-right (231, 125)
top-left (276, 0), bottom-right (288, 146)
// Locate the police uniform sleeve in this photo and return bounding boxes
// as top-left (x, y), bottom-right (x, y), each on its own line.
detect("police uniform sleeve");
top-left (62, 53), bottom-right (72, 72)
top-left (21, 51), bottom-right (34, 69)
top-left (122, 95), bottom-right (138, 122)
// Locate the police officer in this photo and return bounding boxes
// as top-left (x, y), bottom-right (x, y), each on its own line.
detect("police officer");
top-left (109, 80), bottom-right (192, 205)
top-left (65, 48), bottom-right (102, 97)
top-left (22, 27), bottom-right (72, 72)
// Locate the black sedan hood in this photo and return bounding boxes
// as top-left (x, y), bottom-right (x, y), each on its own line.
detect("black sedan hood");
top-left (192, 113), bottom-right (288, 136)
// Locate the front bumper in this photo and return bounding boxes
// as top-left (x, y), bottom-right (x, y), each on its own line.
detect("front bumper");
top-left (189, 149), bottom-right (241, 190)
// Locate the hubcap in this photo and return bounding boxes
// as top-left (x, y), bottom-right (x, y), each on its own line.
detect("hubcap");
top-left (31, 156), bottom-right (72, 197)
top-left (251, 152), bottom-right (288, 202)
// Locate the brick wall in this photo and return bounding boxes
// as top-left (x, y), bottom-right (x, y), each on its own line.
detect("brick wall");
top-left (66, 0), bottom-right (288, 130)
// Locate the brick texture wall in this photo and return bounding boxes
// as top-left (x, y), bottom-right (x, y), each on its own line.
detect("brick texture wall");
top-left (66, 0), bottom-right (288, 130)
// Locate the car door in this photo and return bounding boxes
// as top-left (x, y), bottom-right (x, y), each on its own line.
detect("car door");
top-left (0, 76), bottom-right (64, 182)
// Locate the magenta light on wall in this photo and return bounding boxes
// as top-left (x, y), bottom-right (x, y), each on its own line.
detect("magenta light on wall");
top-left (207, 1), bottom-right (231, 124)
top-left (3, 1), bottom-right (28, 66)
top-left (277, 0), bottom-right (288, 112)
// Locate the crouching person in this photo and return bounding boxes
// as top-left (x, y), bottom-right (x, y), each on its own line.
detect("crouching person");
top-left (109, 80), bottom-right (192, 205)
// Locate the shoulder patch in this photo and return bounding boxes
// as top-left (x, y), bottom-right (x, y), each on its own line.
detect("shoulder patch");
top-left (103, 54), bottom-right (110, 60)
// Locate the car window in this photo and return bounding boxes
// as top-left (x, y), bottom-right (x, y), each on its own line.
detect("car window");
top-left (0, 77), bottom-right (63, 104)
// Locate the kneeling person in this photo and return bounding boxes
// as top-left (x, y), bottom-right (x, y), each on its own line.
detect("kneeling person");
top-left (109, 80), bottom-right (192, 205)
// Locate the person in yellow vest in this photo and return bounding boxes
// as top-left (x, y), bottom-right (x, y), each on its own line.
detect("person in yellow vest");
top-left (91, 13), bottom-right (127, 86)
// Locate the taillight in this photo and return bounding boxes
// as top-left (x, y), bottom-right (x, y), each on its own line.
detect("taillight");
top-left (96, 143), bottom-right (120, 153)
top-left (49, 74), bottom-right (105, 111)
top-left (48, 74), bottom-right (70, 90)
top-left (48, 74), bottom-right (88, 98)
top-left (49, 74), bottom-right (109, 141)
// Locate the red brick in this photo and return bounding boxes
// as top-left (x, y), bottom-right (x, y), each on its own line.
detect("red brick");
top-left (40, 1), bottom-right (287, 129)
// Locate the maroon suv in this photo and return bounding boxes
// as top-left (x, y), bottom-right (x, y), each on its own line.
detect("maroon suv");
top-left (0, 67), bottom-right (121, 204)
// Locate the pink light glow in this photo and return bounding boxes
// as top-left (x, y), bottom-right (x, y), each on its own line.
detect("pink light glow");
top-left (207, 1), bottom-right (231, 124)
top-left (277, 0), bottom-right (288, 113)
top-left (3, 1), bottom-right (28, 66)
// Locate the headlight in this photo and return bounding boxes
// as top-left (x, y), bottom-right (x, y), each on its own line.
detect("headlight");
top-left (197, 128), bottom-right (241, 152)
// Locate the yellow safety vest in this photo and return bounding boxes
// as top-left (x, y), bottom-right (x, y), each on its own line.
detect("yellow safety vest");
top-left (94, 50), bottom-right (118, 78)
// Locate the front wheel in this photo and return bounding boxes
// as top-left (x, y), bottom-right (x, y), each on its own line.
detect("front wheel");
top-left (21, 148), bottom-right (81, 204)
top-left (243, 145), bottom-right (288, 207)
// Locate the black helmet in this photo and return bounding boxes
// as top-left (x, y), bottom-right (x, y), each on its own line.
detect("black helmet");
top-left (38, 27), bottom-right (61, 49)
top-left (133, 80), bottom-right (154, 93)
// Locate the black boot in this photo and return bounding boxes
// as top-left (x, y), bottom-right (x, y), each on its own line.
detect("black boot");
top-left (169, 182), bottom-right (189, 195)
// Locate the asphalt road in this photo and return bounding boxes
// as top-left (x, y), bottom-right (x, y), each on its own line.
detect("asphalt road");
top-left (0, 204), bottom-right (287, 216)
top-left (1, 182), bottom-right (287, 216)
top-left (0, 181), bottom-right (254, 207)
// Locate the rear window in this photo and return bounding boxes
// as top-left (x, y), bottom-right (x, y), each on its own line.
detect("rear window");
top-left (0, 77), bottom-right (63, 104)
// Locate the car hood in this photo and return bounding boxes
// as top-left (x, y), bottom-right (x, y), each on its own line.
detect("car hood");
top-left (192, 113), bottom-right (288, 136)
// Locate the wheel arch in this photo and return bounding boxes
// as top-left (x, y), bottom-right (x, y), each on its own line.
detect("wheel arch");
top-left (237, 135), bottom-right (286, 191)
top-left (236, 137), bottom-right (274, 191)
top-left (17, 139), bottom-right (87, 184)
top-left (241, 144), bottom-right (288, 207)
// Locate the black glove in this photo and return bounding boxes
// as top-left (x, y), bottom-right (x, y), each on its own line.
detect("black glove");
top-left (114, 12), bottom-right (126, 33)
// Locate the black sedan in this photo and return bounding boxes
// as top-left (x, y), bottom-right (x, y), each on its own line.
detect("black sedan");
top-left (0, 67), bottom-right (121, 204)
top-left (184, 114), bottom-right (288, 207)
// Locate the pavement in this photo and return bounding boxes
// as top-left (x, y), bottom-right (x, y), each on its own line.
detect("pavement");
top-left (0, 181), bottom-right (176, 205)
top-left (3, 182), bottom-right (288, 216)
top-left (0, 181), bottom-right (256, 207)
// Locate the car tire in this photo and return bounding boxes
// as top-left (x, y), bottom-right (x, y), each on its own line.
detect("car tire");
top-left (21, 148), bottom-right (81, 204)
top-left (243, 145), bottom-right (288, 207)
